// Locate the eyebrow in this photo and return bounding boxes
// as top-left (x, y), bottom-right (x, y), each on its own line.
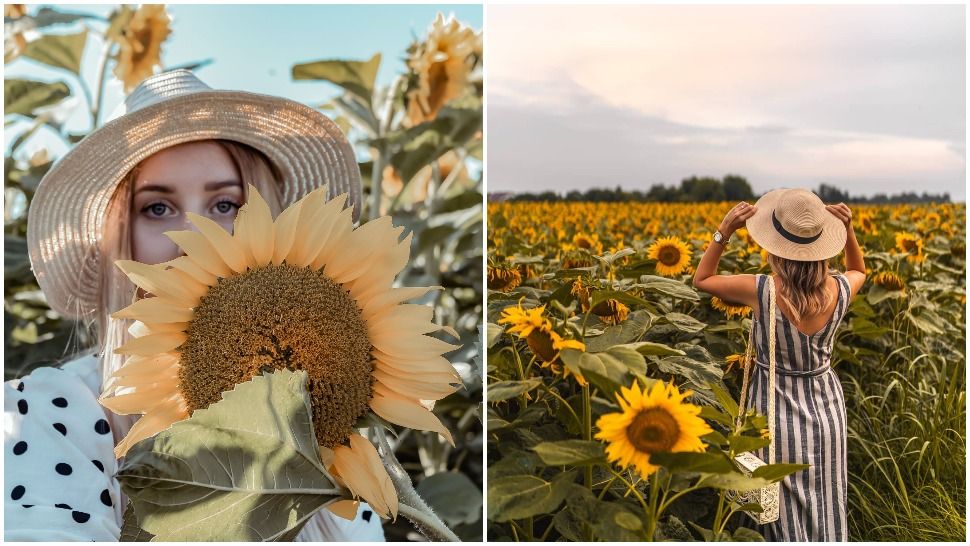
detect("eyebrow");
top-left (135, 180), bottom-right (241, 194)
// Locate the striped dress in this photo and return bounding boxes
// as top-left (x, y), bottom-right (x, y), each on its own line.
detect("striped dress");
top-left (745, 272), bottom-right (850, 541)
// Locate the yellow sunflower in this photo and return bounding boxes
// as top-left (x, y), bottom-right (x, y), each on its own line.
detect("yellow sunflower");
top-left (724, 353), bottom-right (746, 374)
top-left (498, 302), bottom-right (588, 386)
top-left (894, 232), bottom-right (926, 263)
top-left (99, 184), bottom-right (462, 520)
top-left (487, 264), bottom-right (522, 291)
top-left (872, 271), bottom-right (905, 291)
top-left (710, 296), bottom-right (752, 320)
top-left (647, 236), bottom-right (692, 277)
top-left (111, 4), bottom-right (172, 93)
top-left (406, 13), bottom-right (481, 125)
top-left (595, 380), bottom-right (712, 480)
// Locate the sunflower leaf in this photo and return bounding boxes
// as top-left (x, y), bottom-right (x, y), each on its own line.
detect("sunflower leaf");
top-left (117, 368), bottom-right (342, 541)
top-left (532, 440), bottom-right (606, 466)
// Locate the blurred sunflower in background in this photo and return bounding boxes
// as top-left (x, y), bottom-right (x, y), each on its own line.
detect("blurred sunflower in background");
top-left (595, 380), bottom-right (712, 479)
top-left (405, 13), bottom-right (481, 125)
top-left (109, 4), bottom-right (172, 93)
top-left (487, 262), bottom-right (522, 291)
top-left (872, 271), bottom-right (905, 291)
top-left (710, 296), bottom-right (752, 320)
top-left (894, 232), bottom-right (926, 264)
top-left (647, 236), bottom-right (692, 277)
top-left (99, 185), bottom-right (462, 519)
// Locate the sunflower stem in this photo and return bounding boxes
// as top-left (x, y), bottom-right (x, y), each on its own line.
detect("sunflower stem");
top-left (582, 382), bottom-right (593, 540)
top-left (375, 427), bottom-right (459, 542)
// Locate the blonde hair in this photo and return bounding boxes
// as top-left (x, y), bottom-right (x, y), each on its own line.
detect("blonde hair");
top-left (90, 139), bottom-right (284, 443)
top-left (766, 253), bottom-right (837, 324)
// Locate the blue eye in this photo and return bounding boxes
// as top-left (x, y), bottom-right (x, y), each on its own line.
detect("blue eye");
top-left (143, 202), bottom-right (170, 217)
top-left (214, 200), bottom-right (240, 214)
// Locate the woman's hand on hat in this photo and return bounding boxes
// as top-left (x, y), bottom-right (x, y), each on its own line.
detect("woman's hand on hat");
top-left (825, 203), bottom-right (852, 227)
top-left (719, 201), bottom-right (757, 236)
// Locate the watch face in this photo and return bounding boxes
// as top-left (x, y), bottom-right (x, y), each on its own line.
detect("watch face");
top-left (714, 231), bottom-right (722, 243)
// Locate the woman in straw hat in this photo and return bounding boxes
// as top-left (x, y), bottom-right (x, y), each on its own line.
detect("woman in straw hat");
top-left (4, 69), bottom-right (382, 541)
top-left (693, 188), bottom-right (867, 541)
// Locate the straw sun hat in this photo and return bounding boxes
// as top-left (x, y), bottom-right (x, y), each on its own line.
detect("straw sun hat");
top-left (745, 187), bottom-right (847, 262)
top-left (26, 69), bottom-right (362, 321)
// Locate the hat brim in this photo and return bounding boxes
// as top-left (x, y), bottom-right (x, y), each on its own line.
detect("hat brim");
top-left (745, 188), bottom-right (847, 261)
top-left (27, 89), bottom-right (362, 320)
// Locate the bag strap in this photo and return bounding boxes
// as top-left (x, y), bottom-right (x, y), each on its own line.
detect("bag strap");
top-left (735, 275), bottom-right (777, 466)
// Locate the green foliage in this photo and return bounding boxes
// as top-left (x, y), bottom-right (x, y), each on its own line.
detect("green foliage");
top-left (118, 369), bottom-right (340, 541)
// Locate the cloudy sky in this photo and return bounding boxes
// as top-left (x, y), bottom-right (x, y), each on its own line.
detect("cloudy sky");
top-left (488, 4), bottom-right (966, 200)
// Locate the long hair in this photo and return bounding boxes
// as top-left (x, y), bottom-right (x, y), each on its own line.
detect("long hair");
top-left (766, 253), bottom-right (837, 323)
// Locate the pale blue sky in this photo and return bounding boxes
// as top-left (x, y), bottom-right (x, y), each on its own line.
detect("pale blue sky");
top-left (5, 3), bottom-right (482, 160)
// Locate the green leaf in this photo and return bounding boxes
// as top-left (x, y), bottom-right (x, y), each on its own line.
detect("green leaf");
top-left (562, 345), bottom-right (647, 386)
top-left (751, 462), bottom-right (810, 482)
top-left (22, 30), bottom-right (88, 75)
top-left (663, 312), bottom-right (707, 333)
top-left (486, 470), bottom-right (577, 522)
top-left (4, 79), bottom-right (71, 117)
top-left (117, 369), bottom-right (340, 541)
top-left (629, 341), bottom-right (686, 357)
top-left (700, 472), bottom-right (772, 492)
top-left (649, 451), bottom-right (736, 474)
top-left (906, 311), bottom-right (945, 335)
top-left (699, 405), bottom-right (734, 427)
top-left (636, 275), bottom-right (700, 301)
top-left (710, 381), bottom-right (739, 419)
top-left (532, 440), bottom-right (605, 466)
top-left (866, 284), bottom-right (907, 305)
top-left (589, 289), bottom-right (655, 312)
top-left (487, 378), bottom-right (542, 402)
top-left (585, 310), bottom-right (652, 352)
top-left (732, 527), bottom-right (767, 541)
top-left (387, 96), bottom-right (482, 185)
top-left (292, 53), bottom-right (381, 106)
top-left (728, 434), bottom-right (771, 454)
top-left (416, 472), bottom-right (482, 526)
top-left (120, 503), bottom-right (154, 542)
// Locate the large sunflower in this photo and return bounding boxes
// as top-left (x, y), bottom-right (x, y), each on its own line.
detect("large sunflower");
top-left (647, 236), bottom-right (692, 277)
top-left (99, 184), bottom-right (462, 520)
top-left (405, 13), bottom-right (481, 125)
top-left (595, 380), bottom-right (712, 480)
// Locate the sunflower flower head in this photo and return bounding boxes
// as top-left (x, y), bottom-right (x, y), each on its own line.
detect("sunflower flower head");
top-left (710, 296), bottom-right (752, 320)
top-left (894, 232), bottom-right (926, 263)
top-left (872, 271), bottom-right (905, 291)
top-left (99, 184), bottom-right (463, 520)
top-left (647, 236), bottom-right (692, 277)
top-left (405, 13), bottom-right (481, 125)
top-left (595, 380), bottom-right (712, 480)
top-left (487, 263), bottom-right (522, 291)
top-left (110, 4), bottom-right (172, 93)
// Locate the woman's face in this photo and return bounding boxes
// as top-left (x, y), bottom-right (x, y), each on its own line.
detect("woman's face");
top-left (130, 140), bottom-right (243, 265)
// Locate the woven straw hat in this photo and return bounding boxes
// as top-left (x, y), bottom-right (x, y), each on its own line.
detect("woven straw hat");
top-left (27, 69), bottom-right (362, 321)
top-left (745, 187), bottom-right (847, 261)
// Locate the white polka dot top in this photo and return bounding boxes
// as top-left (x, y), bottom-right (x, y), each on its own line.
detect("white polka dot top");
top-left (4, 352), bottom-right (386, 541)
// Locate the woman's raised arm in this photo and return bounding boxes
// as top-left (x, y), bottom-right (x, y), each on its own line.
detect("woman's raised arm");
top-left (692, 201), bottom-right (760, 308)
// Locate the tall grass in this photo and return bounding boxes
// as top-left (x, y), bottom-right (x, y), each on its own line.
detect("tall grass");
top-left (842, 342), bottom-right (966, 541)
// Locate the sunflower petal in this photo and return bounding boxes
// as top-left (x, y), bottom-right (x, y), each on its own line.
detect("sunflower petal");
top-left (371, 333), bottom-right (461, 359)
top-left (304, 199), bottom-right (354, 269)
top-left (111, 297), bottom-right (194, 323)
top-left (323, 216), bottom-right (393, 283)
top-left (326, 499), bottom-right (360, 521)
top-left (288, 187), bottom-right (333, 266)
top-left (370, 388), bottom-right (454, 446)
top-left (164, 231), bottom-right (233, 278)
top-left (331, 433), bottom-right (398, 520)
top-left (185, 212), bottom-right (251, 273)
top-left (346, 231), bottom-right (412, 298)
top-left (98, 380), bottom-right (180, 414)
top-left (235, 183), bottom-right (275, 266)
top-left (373, 369), bottom-right (461, 400)
top-left (115, 261), bottom-right (202, 305)
top-left (372, 351), bottom-right (459, 377)
top-left (114, 331), bottom-right (187, 355)
top-left (127, 320), bottom-right (188, 337)
top-left (271, 195), bottom-right (307, 265)
top-left (359, 286), bottom-right (445, 321)
top-left (109, 353), bottom-right (180, 381)
top-left (113, 398), bottom-right (189, 458)
top-left (161, 255), bottom-right (218, 287)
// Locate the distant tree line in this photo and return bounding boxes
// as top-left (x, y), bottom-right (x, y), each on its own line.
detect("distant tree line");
top-left (499, 175), bottom-right (952, 203)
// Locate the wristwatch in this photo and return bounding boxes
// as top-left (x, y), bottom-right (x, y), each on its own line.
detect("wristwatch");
top-left (713, 230), bottom-right (729, 245)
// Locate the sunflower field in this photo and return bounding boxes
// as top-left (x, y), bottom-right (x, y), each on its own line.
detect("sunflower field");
top-left (486, 200), bottom-right (965, 541)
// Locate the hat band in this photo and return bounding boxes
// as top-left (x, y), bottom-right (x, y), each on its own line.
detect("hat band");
top-left (772, 210), bottom-right (822, 244)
